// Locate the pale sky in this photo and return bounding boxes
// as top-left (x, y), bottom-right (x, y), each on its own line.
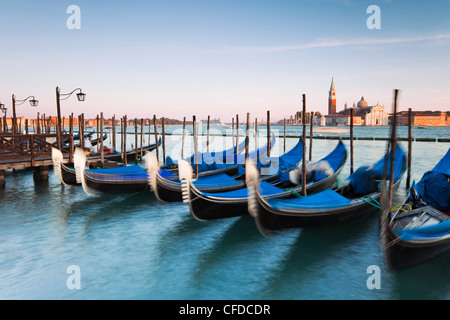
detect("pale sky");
top-left (0, 0), bottom-right (449, 122)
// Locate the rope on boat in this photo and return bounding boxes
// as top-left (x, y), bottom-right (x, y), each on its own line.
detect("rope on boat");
top-left (361, 195), bottom-right (382, 209)
top-left (382, 203), bottom-right (414, 250)
top-left (285, 188), bottom-right (307, 198)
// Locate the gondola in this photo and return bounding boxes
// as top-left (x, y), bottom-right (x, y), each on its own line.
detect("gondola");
top-left (51, 139), bottom-right (160, 186)
top-left (146, 133), bottom-right (277, 202)
top-left (381, 148), bottom-right (450, 271)
top-left (185, 140), bottom-right (347, 221)
top-left (68, 135), bottom-right (244, 194)
top-left (73, 148), bottom-right (149, 194)
top-left (249, 144), bottom-right (406, 235)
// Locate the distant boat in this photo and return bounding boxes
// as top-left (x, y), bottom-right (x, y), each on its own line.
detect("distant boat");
top-left (417, 126), bottom-right (428, 129)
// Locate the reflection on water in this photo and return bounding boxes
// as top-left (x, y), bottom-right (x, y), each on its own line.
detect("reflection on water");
top-left (0, 127), bottom-right (449, 299)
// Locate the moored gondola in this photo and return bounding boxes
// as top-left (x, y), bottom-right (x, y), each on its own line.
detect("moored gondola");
top-left (147, 133), bottom-right (276, 203)
top-left (381, 148), bottom-right (450, 271)
top-left (185, 140), bottom-right (347, 221)
top-left (73, 148), bottom-right (149, 194)
top-left (52, 139), bottom-right (161, 185)
top-left (249, 144), bottom-right (406, 236)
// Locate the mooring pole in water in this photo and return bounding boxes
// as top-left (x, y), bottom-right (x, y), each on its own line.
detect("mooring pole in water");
top-left (112, 115), bottom-right (116, 151)
top-left (134, 118), bottom-right (138, 164)
top-left (162, 117), bottom-right (166, 166)
top-left (81, 113), bottom-right (85, 151)
top-left (254, 118), bottom-right (258, 152)
top-left (350, 108), bottom-right (354, 174)
top-left (153, 115), bottom-right (159, 165)
top-left (120, 117), bottom-right (124, 163)
top-left (267, 110), bottom-right (271, 157)
top-left (245, 113), bottom-right (250, 161)
top-left (123, 115), bottom-right (128, 166)
top-left (310, 111), bottom-right (314, 161)
top-left (96, 114), bottom-right (99, 153)
top-left (140, 118), bottom-right (144, 162)
top-left (406, 107), bottom-right (412, 189)
top-left (388, 89), bottom-right (399, 208)
top-left (231, 117), bottom-right (235, 151)
top-left (181, 117), bottom-right (186, 159)
top-left (69, 114), bottom-right (74, 163)
top-left (235, 114), bottom-right (239, 155)
top-left (302, 94), bottom-right (307, 197)
top-left (147, 118), bottom-right (154, 148)
top-left (100, 113), bottom-right (104, 167)
top-left (207, 115), bottom-right (210, 153)
top-left (283, 118), bottom-right (286, 154)
top-left (193, 115), bottom-right (199, 178)
top-left (36, 112), bottom-right (40, 134)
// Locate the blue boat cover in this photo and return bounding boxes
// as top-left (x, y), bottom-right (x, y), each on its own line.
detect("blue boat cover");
top-left (396, 220), bottom-right (450, 241)
top-left (87, 165), bottom-right (146, 175)
top-left (276, 138), bottom-right (303, 172)
top-left (348, 144), bottom-right (405, 196)
top-left (201, 181), bottom-right (285, 199)
top-left (251, 137), bottom-right (301, 174)
top-left (432, 148), bottom-right (450, 176)
top-left (413, 148), bottom-right (450, 211)
top-left (86, 165), bottom-right (148, 182)
top-left (312, 141), bottom-right (347, 182)
top-left (267, 189), bottom-right (352, 210)
top-left (192, 173), bottom-right (243, 189)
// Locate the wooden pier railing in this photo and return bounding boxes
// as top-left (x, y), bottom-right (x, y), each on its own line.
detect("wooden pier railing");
top-left (0, 133), bottom-right (73, 170)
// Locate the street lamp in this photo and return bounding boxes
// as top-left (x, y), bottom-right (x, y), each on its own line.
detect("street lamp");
top-left (56, 87), bottom-right (86, 149)
top-left (12, 95), bottom-right (39, 134)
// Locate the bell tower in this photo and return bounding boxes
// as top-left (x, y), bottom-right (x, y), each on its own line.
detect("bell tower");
top-left (328, 78), bottom-right (336, 115)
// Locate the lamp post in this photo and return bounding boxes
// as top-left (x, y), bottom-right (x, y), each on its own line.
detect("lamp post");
top-left (55, 87), bottom-right (86, 149)
top-left (12, 95), bottom-right (39, 134)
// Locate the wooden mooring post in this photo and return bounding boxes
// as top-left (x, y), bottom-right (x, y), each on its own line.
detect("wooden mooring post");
top-left (302, 94), bottom-right (307, 197)
top-left (267, 111), bottom-right (271, 157)
top-left (350, 108), bottom-right (354, 174)
top-left (406, 107), bottom-right (412, 189)
top-left (309, 111), bottom-right (314, 161)
top-left (153, 115), bottom-right (159, 165)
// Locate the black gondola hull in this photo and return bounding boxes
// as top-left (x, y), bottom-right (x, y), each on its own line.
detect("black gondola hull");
top-left (85, 177), bottom-right (149, 193)
top-left (61, 163), bottom-right (78, 185)
top-left (189, 191), bottom-right (247, 221)
top-left (384, 236), bottom-right (450, 271)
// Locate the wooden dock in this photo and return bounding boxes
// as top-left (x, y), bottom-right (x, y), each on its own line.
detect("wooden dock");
top-left (0, 133), bottom-right (73, 184)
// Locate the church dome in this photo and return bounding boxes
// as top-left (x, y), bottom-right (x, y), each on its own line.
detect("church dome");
top-left (357, 96), bottom-right (369, 108)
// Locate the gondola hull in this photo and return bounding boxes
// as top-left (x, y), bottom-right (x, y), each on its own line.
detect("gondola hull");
top-left (61, 163), bottom-right (78, 185)
top-left (84, 175), bottom-right (149, 193)
top-left (384, 234), bottom-right (450, 271)
top-left (253, 178), bottom-right (402, 233)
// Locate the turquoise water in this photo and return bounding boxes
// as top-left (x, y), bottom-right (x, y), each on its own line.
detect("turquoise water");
top-left (0, 126), bottom-right (449, 300)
